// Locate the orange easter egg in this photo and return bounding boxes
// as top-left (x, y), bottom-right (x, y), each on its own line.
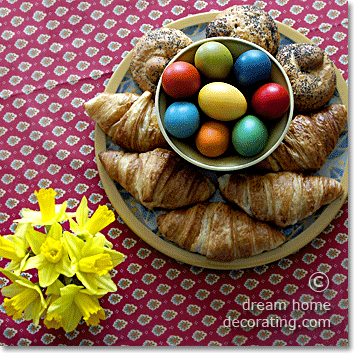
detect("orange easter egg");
top-left (195, 121), bottom-right (230, 157)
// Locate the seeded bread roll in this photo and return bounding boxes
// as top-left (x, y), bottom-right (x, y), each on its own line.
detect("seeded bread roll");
top-left (130, 28), bottom-right (193, 96)
top-left (206, 5), bottom-right (280, 56)
top-left (276, 43), bottom-right (337, 112)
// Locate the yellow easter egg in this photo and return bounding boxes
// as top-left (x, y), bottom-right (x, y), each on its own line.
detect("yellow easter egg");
top-left (198, 82), bottom-right (247, 121)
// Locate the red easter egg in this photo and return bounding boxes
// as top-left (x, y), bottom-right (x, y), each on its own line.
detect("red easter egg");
top-left (251, 83), bottom-right (290, 120)
top-left (162, 61), bottom-right (201, 99)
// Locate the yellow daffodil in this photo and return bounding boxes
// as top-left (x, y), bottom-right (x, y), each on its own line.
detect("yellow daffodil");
top-left (0, 223), bottom-right (31, 275)
top-left (63, 231), bottom-right (124, 295)
top-left (24, 222), bottom-right (74, 287)
top-left (43, 280), bottom-right (65, 330)
top-left (15, 188), bottom-right (68, 226)
top-left (45, 284), bottom-right (105, 332)
top-left (0, 188), bottom-right (125, 332)
top-left (0, 236), bottom-right (24, 262)
top-left (68, 196), bottom-right (115, 238)
top-left (0, 268), bottom-right (46, 326)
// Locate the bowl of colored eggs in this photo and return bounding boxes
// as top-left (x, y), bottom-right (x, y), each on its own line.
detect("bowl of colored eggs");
top-left (155, 37), bottom-right (294, 171)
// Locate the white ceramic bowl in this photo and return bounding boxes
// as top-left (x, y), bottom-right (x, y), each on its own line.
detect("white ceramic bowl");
top-left (155, 37), bottom-right (294, 171)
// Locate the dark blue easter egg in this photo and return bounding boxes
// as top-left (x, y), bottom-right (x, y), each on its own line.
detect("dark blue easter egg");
top-left (233, 49), bottom-right (272, 86)
top-left (164, 101), bottom-right (200, 139)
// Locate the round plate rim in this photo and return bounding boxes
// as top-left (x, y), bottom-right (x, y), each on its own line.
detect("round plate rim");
top-left (95, 11), bottom-right (348, 270)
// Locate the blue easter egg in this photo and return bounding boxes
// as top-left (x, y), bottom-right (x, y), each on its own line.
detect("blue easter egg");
top-left (164, 101), bottom-right (200, 139)
top-left (233, 49), bottom-right (272, 86)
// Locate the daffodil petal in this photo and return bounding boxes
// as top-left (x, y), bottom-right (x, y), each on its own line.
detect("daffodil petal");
top-left (98, 233), bottom-right (113, 249)
top-left (12, 236), bottom-right (27, 258)
top-left (73, 292), bottom-right (105, 327)
top-left (18, 209), bottom-right (43, 221)
top-left (105, 249), bottom-right (125, 268)
top-left (56, 254), bottom-right (75, 278)
top-left (1, 282), bottom-right (23, 298)
top-left (76, 196), bottom-right (89, 227)
top-left (24, 297), bottom-right (47, 326)
top-left (26, 229), bottom-right (46, 255)
top-left (13, 222), bottom-right (32, 241)
top-left (46, 280), bottom-right (65, 296)
top-left (68, 218), bottom-right (81, 235)
top-left (82, 235), bottom-right (106, 257)
top-left (63, 231), bottom-right (84, 261)
top-left (65, 211), bottom-right (76, 219)
top-left (0, 267), bottom-right (26, 284)
top-left (75, 272), bottom-right (98, 294)
top-left (6, 254), bottom-right (29, 276)
top-left (60, 284), bottom-right (83, 297)
top-left (47, 222), bottom-right (63, 240)
top-left (38, 263), bottom-right (59, 288)
top-left (83, 205), bottom-right (115, 236)
top-left (0, 236), bottom-right (22, 262)
top-left (24, 254), bottom-right (46, 271)
top-left (53, 202), bottom-right (68, 222)
top-left (89, 273), bottom-right (117, 294)
top-left (62, 307), bottom-right (82, 333)
top-left (46, 288), bottom-right (82, 333)
top-left (47, 293), bottom-right (72, 314)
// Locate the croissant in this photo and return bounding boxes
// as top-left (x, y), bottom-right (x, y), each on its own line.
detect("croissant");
top-left (218, 171), bottom-right (344, 227)
top-left (99, 148), bottom-right (216, 209)
top-left (84, 91), bottom-right (168, 152)
top-left (256, 104), bottom-right (347, 171)
top-left (157, 202), bottom-right (286, 262)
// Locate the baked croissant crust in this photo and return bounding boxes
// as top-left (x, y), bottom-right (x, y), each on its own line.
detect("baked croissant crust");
top-left (218, 172), bottom-right (344, 227)
top-left (84, 91), bottom-right (168, 152)
top-left (157, 202), bottom-right (286, 262)
top-left (256, 104), bottom-right (347, 171)
top-left (99, 148), bottom-right (216, 209)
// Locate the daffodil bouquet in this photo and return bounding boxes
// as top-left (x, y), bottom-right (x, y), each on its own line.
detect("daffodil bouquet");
top-left (0, 188), bottom-right (125, 332)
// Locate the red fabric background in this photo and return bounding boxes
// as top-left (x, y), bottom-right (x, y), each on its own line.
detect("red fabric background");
top-left (0, 0), bottom-right (348, 346)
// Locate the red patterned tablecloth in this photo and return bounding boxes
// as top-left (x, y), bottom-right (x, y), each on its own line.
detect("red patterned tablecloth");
top-left (0, 0), bottom-right (348, 347)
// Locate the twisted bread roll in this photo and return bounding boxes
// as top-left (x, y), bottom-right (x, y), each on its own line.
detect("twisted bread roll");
top-left (130, 28), bottom-right (193, 95)
top-left (218, 172), bottom-right (344, 227)
top-left (256, 104), bottom-right (347, 172)
top-left (84, 91), bottom-right (168, 152)
top-left (276, 43), bottom-right (336, 112)
top-left (99, 148), bottom-right (216, 209)
top-left (206, 5), bottom-right (280, 56)
top-left (157, 202), bottom-right (286, 262)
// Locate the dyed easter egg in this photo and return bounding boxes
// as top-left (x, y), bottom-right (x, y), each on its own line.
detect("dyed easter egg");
top-left (195, 121), bottom-right (230, 157)
top-left (198, 82), bottom-right (247, 121)
top-left (162, 61), bottom-right (201, 99)
top-left (164, 101), bottom-right (200, 139)
top-left (194, 41), bottom-right (234, 79)
top-left (233, 49), bottom-right (272, 86)
top-left (232, 115), bottom-right (268, 157)
top-left (251, 83), bottom-right (290, 120)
